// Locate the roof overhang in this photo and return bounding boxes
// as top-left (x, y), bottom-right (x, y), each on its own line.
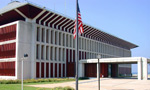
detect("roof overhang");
top-left (79, 57), bottom-right (150, 64)
top-left (0, 1), bottom-right (138, 50)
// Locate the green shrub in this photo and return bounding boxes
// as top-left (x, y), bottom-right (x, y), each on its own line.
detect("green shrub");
top-left (0, 80), bottom-right (21, 84)
top-left (0, 78), bottom-right (75, 84)
top-left (78, 77), bottom-right (89, 80)
top-left (52, 86), bottom-right (74, 90)
top-left (53, 87), bottom-right (64, 90)
top-left (36, 88), bottom-right (46, 90)
top-left (63, 86), bottom-right (74, 90)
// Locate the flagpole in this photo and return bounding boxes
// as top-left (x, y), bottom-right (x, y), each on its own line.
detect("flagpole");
top-left (76, 0), bottom-right (79, 90)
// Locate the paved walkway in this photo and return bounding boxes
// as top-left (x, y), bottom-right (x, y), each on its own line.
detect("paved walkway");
top-left (28, 78), bottom-right (150, 90)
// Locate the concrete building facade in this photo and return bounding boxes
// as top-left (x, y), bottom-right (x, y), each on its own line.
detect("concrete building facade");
top-left (0, 1), bottom-right (141, 80)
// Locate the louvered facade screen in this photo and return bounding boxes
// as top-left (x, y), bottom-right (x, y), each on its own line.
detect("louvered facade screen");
top-left (0, 62), bottom-right (15, 76)
top-left (0, 24), bottom-right (16, 42)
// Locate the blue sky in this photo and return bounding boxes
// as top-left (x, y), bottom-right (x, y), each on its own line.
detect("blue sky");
top-left (0, 0), bottom-right (150, 73)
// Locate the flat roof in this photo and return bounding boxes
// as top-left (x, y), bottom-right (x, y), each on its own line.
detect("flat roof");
top-left (80, 57), bottom-right (150, 64)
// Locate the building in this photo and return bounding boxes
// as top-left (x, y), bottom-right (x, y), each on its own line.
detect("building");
top-left (0, 1), bottom-right (140, 80)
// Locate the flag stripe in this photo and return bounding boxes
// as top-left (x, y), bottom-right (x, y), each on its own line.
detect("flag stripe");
top-left (73, 4), bottom-right (84, 39)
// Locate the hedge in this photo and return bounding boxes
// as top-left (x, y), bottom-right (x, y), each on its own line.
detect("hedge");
top-left (0, 78), bottom-right (75, 84)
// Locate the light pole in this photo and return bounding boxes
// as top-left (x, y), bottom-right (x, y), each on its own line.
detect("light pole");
top-left (97, 54), bottom-right (101, 90)
top-left (21, 54), bottom-right (28, 90)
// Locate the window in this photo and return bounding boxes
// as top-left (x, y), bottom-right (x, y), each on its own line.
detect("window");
top-left (59, 48), bottom-right (61, 61)
top-left (73, 37), bottom-right (75, 48)
top-left (55, 31), bottom-right (58, 45)
top-left (84, 39), bottom-right (86, 50)
top-left (87, 40), bottom-right (89, 51)
top-left (62, 48), bottom-right (65, 61)
top-left (63, 33), bottom-right (65, 46)
top-left (82, 38), bottom-right (84, 50)
top-left (51, 30), bottom-right (53, 44)
top-left (46, 46), bottom-right (49, 60)
top-left (36, 44), bottom-right (39, 59)
top-left (59, 32), bottom-right (61, 45)
top-left (50, 47), bottom-right (53, 60)
top-left (41, 45), bottom-right (44, 60)
top-left (55, 47), bottom-right (57, 61)
top-left (37, 27), bottom-right (40, 41)
top-left (70, 35), bottom-right (72, 47)
top-left (79, 38), bottom-right (81, 49)
top-left (41, 28), bottom-right (45, 42)
top-left (46, 29), bottom-right (49, 43)
top-left (66, 34), bottom-right (68, 47)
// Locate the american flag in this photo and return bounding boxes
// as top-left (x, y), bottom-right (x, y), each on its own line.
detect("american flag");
top-left (73, 3), bottom-right (84, 39)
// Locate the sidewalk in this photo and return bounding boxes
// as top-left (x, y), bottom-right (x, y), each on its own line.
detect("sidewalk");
top-left (28, 78), bottom-right (150, 90)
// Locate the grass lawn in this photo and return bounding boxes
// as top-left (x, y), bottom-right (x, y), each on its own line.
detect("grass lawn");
top-left (0, 82), bottom-right (74, 90)
top-left (0, 79), bottom-right (76, 90)
top-left (0, 84), bottom-right (42, 90)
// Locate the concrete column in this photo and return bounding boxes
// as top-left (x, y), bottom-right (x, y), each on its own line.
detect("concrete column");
top-left (68, 35), bottom-right (70, 47)
top-left (44, 28), bottom-right (46, 43)
top-left (61, 33), bottom-right (63, 46)
top-left (64, 49), bottom-right (67, 77)
top-left (57, 47), bottom-right (59, 61)
top-left (49, 46), bottom-right (51, 60)
top-left (44, 45), bottom-right (46, 60)
top-left (138, 59), bottom-right (142, 80)
top-left (57, 63), bottom-right (59, 78)
top-left (61, 63), bottom-right (63, 77)
top-left (44, 62), bottom-right (46, 78)
top-left (97, 62), bottom-right (100, 79)
top-left (57, 32), bottom-right (59, 45)
top-left (61, 48), bottom-right (63, 61)
top-left (142, 58), bottom-right (148, 80)
top-left (64, 49), bottom-right (66, 62)
top-left (31, 23), bottom-right (36, 79)
top-left (39, 27), bottom-right (41, 42)
top-left (53, 47), bottom-right (55, 60)
top-left (53, 63), bottom-right (55, 77)
top-left (49, 62), bottom-right (51, 78)
top-left (48, 46), bottom-right (50, 60)
top-left (49, 29), bottom-right (51, 44)
top-left (39, 45), bottom-right (41, 60)
top-left (39, 62), bottom-right (41, 78)
top-left (78, 63), bottom-right (84, 77)
top-left (64, 33), bottom-right (66, 47)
